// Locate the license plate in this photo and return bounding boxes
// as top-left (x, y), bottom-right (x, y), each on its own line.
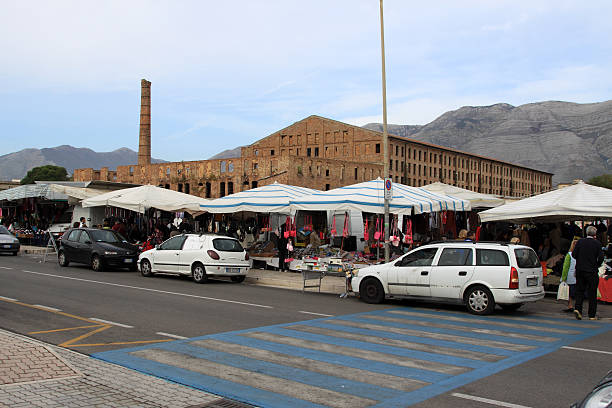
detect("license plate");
top-left (124, 258), bottom-right (133, 263)
top-left (226, 268), bottom-right (240, 274)
top-left (527, 277), bottom-right (538, 286)
top-left (3, 245), bottom-right (11, 249)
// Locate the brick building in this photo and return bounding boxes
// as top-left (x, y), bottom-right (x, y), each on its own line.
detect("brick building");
top-left (73, 81), bottom-right (553, 199)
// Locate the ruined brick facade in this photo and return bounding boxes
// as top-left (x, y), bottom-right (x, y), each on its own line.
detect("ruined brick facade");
top-left (73, 115), bottom-right (553, 199)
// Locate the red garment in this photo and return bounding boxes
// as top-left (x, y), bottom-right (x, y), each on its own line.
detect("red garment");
top-left (598, 277), bottom-right (612, 302)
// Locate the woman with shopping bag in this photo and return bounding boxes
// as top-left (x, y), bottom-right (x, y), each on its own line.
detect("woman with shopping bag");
top-left (560, 239), bottom-right (579, 312)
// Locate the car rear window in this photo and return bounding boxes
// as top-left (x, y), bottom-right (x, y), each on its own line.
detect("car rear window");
top-left (212, 238), bottom-right (243, 252)
top-left (514, 248), bottom-right (541, 268)
top-left (476, 249), bottom-right (509, 266)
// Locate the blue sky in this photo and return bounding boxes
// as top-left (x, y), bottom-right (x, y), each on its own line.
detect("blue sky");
top-left (1, 0), bottom-right (611, 162)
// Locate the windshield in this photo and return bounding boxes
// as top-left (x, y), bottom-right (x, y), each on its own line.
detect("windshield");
top-left (89, 229), bottom-right (124, 243)
top-left (0, 226), bottom-right (10, 235)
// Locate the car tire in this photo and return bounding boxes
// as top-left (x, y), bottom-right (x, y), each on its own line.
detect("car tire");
top-left (140, 259), bottom-right (153, 277)
top-left (192, 263), bottom-right (208, 284)
top-left (58, 250), bottom-right (69, 267)
top-left (465, 285), bottom-right (495, 315)
top-left (360, 278), bottom-right (385, 304)
top-left (91, 255), bottom-right (104, 272)
top-left (231, 275), bottom-right (246, 283)
top-left (500, 303), bottom-right (524, 312)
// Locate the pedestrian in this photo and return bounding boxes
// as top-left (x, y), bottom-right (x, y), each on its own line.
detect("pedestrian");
top-left (561, 239), bottom-right (579, 312)
top-left (79, 217), bottom-right (87, 228)
top-left (277, 223), bottom-right (288, 272)
top-left (572, 225), bottom-right (605, 320)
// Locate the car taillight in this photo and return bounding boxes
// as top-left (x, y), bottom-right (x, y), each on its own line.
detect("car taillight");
top-left (207, 250), bottom-right (220, 260)
top-left (509, 267), bottom-right (519, 289)
top-left (245, 252), bottom-right (249, 261)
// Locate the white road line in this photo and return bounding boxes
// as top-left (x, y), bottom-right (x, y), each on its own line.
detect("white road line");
top-left (156, 332), bottom-right (188, 340)
top-left (452, 393), bottom-right (533, 408)
top-left (0, 266), bottom-right (13, 270)
top-left (0, 296), bottom-right (17, 301)
top-left (32, 304), bottom-right (61, 312)
top-left (561, 346), bottom-right (612, 355)
top-left (298, 311), bottom-right (334, 317)
top-left (89, 318), bottom-right (134, 328)
top-left (18, 270), bottom-right (273, 309)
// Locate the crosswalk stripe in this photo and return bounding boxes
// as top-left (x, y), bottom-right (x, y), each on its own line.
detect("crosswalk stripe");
top-left (387, 310), bottom-right (581, 334)
top-left (331, 319), bottom-right (535, 352)
top-left (361, 315), bottom-right (559, 343)
top-left (287, 324), bottom-right (505, 362)
top-left (132, 348), bottom-right (377, 408)
top-left (191, 338), bottom-right (428, 392)
top-left (242, 331), bottom-right (470, 375)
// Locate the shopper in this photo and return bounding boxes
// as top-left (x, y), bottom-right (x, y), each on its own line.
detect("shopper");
top-left (572, 226), bottom-right (605, 320)
top-left (561, 239), bottom-right (579, 312)
top-left (277, 223), bottom-right (288, 272)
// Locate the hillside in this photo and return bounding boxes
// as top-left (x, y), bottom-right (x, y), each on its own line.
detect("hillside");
top-left (0, 145), bottom-right (166, 181)
top-left (364, 100), bottom-right (612, 184)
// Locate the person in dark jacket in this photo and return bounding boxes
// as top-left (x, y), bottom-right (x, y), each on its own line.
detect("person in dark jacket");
top-left (277, 223), bottom-right (288, 272)
top-left (572, 225), bottom-right (605, 320)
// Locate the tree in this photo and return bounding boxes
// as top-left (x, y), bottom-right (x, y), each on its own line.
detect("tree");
top-left (587, 174), bottom-right (612, 189)
top-left (21, 165), bottom-right (69, 185)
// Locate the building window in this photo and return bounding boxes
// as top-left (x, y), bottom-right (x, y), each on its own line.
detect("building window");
top-left (166, 167), bottom-right (171, 176)
top-left (228, 182), bottom-right (234, 195)
top-left (129, 166), bottom-right (134, 174)
top-left (395, 146), bottom-right (399, 156)
top-left (395, 160), bottom-right (398, 171)
top-left (228, 162), bottom-right (234, 172)
top-left (255, 149), bottom-right (259, 156)
top-left (419, 151), bottom-right (422, 161)
top-left (325, 184), bottom-right (330, 191)
top-left (270, 149), bottom-right (274, 156)
top-left (205, 182), bottom-right (211, 198)
top-left (314, 147), bottom-right (319, 157)
top-left (307, 147), bottom-right (311, 157)
top-left (185, 183), bottom-right (190, 194)
top-left (220, 161), bottom-right (226, 173)
top-left (375, 143), bottom-right (380, 153)
top-left (220, 182), bottom-right (226, 197)
top-left (354, 167), bottom-right (358, 180)
top-left (253, 162), bottom-right (258, 170)
top-left (251, 181), bottom-right (258, 188)
top-left (165, 184), bottom-right (170, 189)
top-left (325, 169), bottom-right (330, 177)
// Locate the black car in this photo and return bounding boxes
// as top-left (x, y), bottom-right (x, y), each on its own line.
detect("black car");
top-left (58, 228), bottom-right (139, 271)
top-left (0, 225), bottom-right (20, 255)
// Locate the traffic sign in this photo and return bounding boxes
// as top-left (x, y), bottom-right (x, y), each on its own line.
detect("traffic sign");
top-left (384, 177), bottom-right (392, 200)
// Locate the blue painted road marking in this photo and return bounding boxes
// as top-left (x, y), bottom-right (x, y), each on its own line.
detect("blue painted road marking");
top-left (93, 308), bottom-right (611, 407)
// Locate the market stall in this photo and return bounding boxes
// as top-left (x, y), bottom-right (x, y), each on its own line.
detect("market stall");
top-left (421, 182), bottom-right (505, 208)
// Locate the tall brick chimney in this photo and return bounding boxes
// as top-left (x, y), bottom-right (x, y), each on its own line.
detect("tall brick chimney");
top-left (138, 79), bottom-right (151, 166)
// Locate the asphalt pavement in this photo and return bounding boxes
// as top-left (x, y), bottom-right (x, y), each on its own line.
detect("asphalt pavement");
top-left (1, 252), bottom-right (611, 407)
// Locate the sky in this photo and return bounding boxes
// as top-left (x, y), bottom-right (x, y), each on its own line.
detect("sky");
top-left (1, 0), bottom-right (611, 162)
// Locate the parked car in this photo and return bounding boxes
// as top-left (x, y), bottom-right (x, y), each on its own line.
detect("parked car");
top-left (351, 241), bottom-right (544, 315)
top-left (0, 225), bottom-right (20, 255)
top-left (58, 228), bottom-right (139, 271)
top-left (138, 234), bottom-right (250, 283)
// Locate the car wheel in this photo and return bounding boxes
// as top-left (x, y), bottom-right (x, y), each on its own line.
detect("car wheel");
top-left (465, 286), bottom-right (495, 315)
top-left (91, 255), bottom-right (104, 272)
top-left (192, 263), bottom-right (208, 283)
top-left (231, 275), bottom-right (246, 283)
top-left (500, 303), bottom-right (524, 312)
top-left (58, 250), bottom-right (69, 267)
top-left (360, 278), bottom-right (385, 304)
top-left (140, 259), bottom-right (153, 277)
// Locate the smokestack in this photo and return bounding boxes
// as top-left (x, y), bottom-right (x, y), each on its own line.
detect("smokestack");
top-left (138, 79), bottom-right (151, 166)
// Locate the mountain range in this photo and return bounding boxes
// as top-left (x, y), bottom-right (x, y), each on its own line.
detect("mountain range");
top-left (364, 100), bottom-right (612, 185)
top-left (2, 100), bottom-right (611, 184)
top-left (0, 145), bottom-right (165, 181)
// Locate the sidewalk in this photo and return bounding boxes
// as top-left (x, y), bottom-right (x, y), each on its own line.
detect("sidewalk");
top-left (0, 330), bottom-right (220, 408)
top-left (246, 268), bottom-right (348, 295)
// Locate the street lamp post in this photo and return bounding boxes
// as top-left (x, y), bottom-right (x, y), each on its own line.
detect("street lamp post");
top-left (379, 0), bottom-right (390, 262)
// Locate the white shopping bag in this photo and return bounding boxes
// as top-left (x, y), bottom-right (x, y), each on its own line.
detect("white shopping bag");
top-left (557, 281), bottom-right (570, 301)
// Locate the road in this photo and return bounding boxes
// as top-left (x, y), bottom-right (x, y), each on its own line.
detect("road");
top-left (1, 253), bottom-right (611, 407)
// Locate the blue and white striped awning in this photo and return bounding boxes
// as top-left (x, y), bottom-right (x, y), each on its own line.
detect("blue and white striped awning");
top-left (199, 182), bottom-right (321, 214)
top-left (289, 179), bottom-right (470, 215)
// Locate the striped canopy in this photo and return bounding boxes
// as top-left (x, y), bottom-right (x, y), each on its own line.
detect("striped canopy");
top-left (0, 184), bottom-right (67, 202)
top-left (198, 182), bottom-right (321, 214)
top-left (289, 179), bottom-right (470, 215)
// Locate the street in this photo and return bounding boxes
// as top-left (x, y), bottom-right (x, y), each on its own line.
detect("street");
top-left (1, 253), bottom-right (611, 408)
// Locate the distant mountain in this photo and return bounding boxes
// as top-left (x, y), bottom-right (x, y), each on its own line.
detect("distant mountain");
top-left (209, 146), bottom-right (243, 160)
top-left (0, 145), bottom-right (166, 181)
top-left (363, 100), bottom-right (612, 185)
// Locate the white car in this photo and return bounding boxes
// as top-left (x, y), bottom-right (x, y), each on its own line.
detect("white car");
top-left (351, 241), bottom-right (544, 315)
top-left (138, 234), bottom-right (250, 283)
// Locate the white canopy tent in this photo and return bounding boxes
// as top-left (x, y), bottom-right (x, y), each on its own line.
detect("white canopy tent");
top-left (0, 184), bottom-right (68, 202)
top-left (478, 181), bottom-right (612, 223)
top-left (289, 179), bottom-right (471, 215)
top-left (48, 184), bottom-right (108, 202)
top-left (198, 182), bottom-right (320, 214)
top-left (82, 185), bottom-right (208, 215)
top-left (421, 182), bottom-right (505, 208)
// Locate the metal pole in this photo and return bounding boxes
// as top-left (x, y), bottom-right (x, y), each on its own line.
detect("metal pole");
top-left (380, 0), bottom-right (390, 263)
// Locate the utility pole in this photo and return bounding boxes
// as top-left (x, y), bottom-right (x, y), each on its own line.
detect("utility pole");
top-left (379, 0), bottom-right (390, 262)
